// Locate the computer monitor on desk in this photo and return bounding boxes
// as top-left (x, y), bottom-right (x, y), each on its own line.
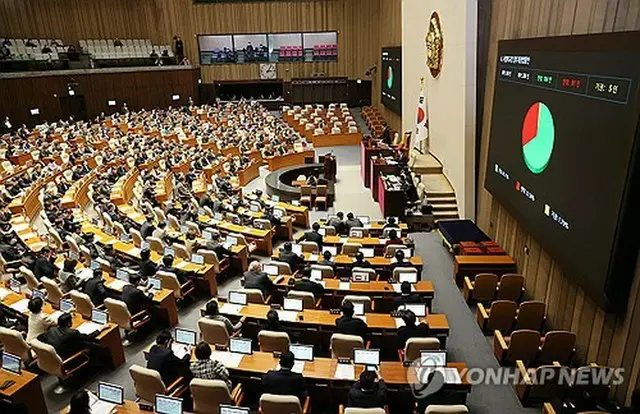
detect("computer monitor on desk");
top-left (359, 248), bottom-right (375, 258)
top-left (220, 405), bottom-right (250, 414)
top-left (155, 395), bottom-right (183, 414)
top-left (290, 344), bottom-right (314, 361)
top-left (264, 264), bottom-right (279, 276)
top-left (229, 337), bottom-right (252, 355)
top-left (97, 382), bottom-right (124, 405)
top-left (354, 349), bottom-right (380, 367)
top-left (1, 353), bottom-right (21, 375)
top-left (175, 328), bottom-right (197, 346)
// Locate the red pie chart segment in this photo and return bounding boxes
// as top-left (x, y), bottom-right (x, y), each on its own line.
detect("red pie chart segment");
top-left (522, 102), bottom-right (540, 146)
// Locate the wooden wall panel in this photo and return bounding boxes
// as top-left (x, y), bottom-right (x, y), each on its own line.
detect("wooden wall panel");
top-left (477, 0), bottom-right (640, 404)
top-left (376, 0), bottom-right (402, 133)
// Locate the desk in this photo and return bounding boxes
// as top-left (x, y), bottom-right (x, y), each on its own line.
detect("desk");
top-left (378, 174), bottom-right (406, 217)
top-left (370, 157), bottom-right (400, 202)
top-left (316, 219), bottom-right (409, 236)
top-left (453, 255), bottom-right (518, 286)
top-left (272, 252), bottom-right (424, 273)
top-left (311, 132), bottom-right (362, 147)
top-left (361, 142), bottom-right (393, 188)
top-left (198, 215), bottom-right (273, 256)
top-left (237, 161), bottom-right (260, 187)
top-left (0, 290), bottom-right (126, 368)
top-left (0, 369), bottom-right (47, 413)
top-left (266, 150), bottom-right (315, 171)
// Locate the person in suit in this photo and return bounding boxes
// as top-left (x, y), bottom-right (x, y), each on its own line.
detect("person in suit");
top-left (203, 230), bottom-right (234, 261)
top-left (122, 275), bottom-right (154, 316)
top-left (140, 215), bottom-right (155, 239)
top-left (151, 221), bottom-right (170, 244)
top-left (317, 249), bottom-right (335, 269)
top-left (261, 351), bottom-right (307, 402)
top-left (300, 222), bottom-right (323, 248)
top-left (139, 248), bottom-right (157, 278)
top-left (382, 217), bottom-right (400, 230)
top-left (146, 331), bottom-right (192, 386)
top-left (347, 370), bottom-right (388, 409)
top-left (27, 297), bottom-right (56, 343)
top-left (380, 122), bottom-right (392, 145)
top-left (84, 268), bottom-right (108, 306)
top-left (293, 267), bottom-right (325, 297)
top-left (327, 211), bottom-right (345, 234)
top-left (243, 261), bottom-right (274, 298)
top-left (345, 212), bottom-right (364, 232)
top-left (157, 255), bottom-right (189, 284)
top-left (59, 257), bottom-right (81, 293)
top-left (262, 309), bottom-right (285, 332)
top-left (353, 251), bottom-right (372, 268)
top-left (389, 249), bottom-right (414, 273)
top-left (68, 390), bottom-right (91, 414)
top-left (279, 242), bottom-right (304, 272)
top-left (33, 247), bottom-right (55, 280)
top-left (392, 281), bottom-right (424, 309)
top-left (39, 313), bottom-right (105, 363)
top-left (335, 300), bottom-right (368, 339)
top-left (384, 229), bottom-right (403, 248)
top-left (203, 300), bottom-right (245, 334)
top-left (396, 310), bottom-right (430, 349)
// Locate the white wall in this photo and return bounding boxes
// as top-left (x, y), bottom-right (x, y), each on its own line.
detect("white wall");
top-left (402, 0), bottom-right (477, 219)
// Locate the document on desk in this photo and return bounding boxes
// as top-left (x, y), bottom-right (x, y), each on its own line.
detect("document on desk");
top-left (88, 391), bottom-right (116, 414)
top-left (338, 282), bottom-right (351, 290)
top-left (309, 254), bottom-right (319, 261)
top-left (175, 261), bottom-right (192, 270)
top-left (334, 363), bottom-right (355, 380)
top-left (392, 283), bottom-right (415, 293)
top-left (277, 310), bottom-right (299, 322)
top-left (77, 321), bottom-right (102, 335)
top-left (220, 303), bottom-right (244, 315)
top-left (416, 367), bottom-right (462, 384)
top-left (127, 247), bottom-right (141, 257)
top-left (210, 351), bottom-right (243, 368)
top-left (318, 281), bottom-right (326, 288)
top-left (172, 343), bottom-right (191, 359)
top-left (106, 279), bottom-right (127, 290)
top-left (10, 298), bottom-right (29, 313)
top-left (0, 287), bottom-right (12, 300)
top-left (394, 318), bottom-right (405, 328)
top-left (49, 311), bottom-right (63, 321)
top-left (278, 361), bottom-right (305, 374)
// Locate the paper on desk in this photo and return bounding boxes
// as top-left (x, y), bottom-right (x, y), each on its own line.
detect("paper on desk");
top-left (172, 343), bottom-right (190, 359)
top-left (211, 351), bottom-right (244, 368)
top-left (10, 298), bottom-right (29, 313)
top-left (394, 318), bottom-right (405, 328)
top-left (318, 281), bottom-right (326, 288)
top-left (106, 279), bottom-right (127, 290)
top-left (49, 311), bottom-right (63, 321)
top-left (175, 261), bottom-right (191, 270)
top-left (338, 282), bottom-right (351, 290)
top-left (334, 363), bottom-right (355, 380)
top-left (127, 247), bottom-right (141, 257)
top-left (0, 288), bottom-right (12, 300)
top-left (220, 303), bottom-right (244, 315)
top-left (378, 239), bottom-right (387, 245)
top-left (277, 361), bottom-right (305, 374)
top-left (88, 391), bottom-right (116, 414)
top-left (77, 321), bottom-right (102, 335)
top-left (415, 367), bottom-right (461, 384)
top-left (309, 254), bottom-right (319, 261)
top-left (392, 284), bottom-right (416, 293)
top-left (339, 237), bottom-right (348, 243)
top-left (277, 310), bottom-right (299, 322)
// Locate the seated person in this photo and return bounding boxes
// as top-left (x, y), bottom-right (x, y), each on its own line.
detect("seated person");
top-left (261, 351), bottom-right (307, 402)
top-left (58, 257), bottom-right (81, 293)
top-left (139, 248), bottom-right (157, 278)
top-left (389, 249), bottom-right (414, 273)
top-left (147, 331), bottom-right (192, 387)
top-left (33, 247), bottom-right (55, 280)
top-left (203, 300), bottom-right (246, 335)
top-left (184, 229), bottom-right (200, 256)
top-left (203, 230), bottom-right (233, 260)
top-left (382, 217), bottom-right (400, 230)
top-left (122, 275), bottom-right (154, 316)
top-left (279, 242), bottom-right (304, 272)
top-left (300, 222), bottom-right (323, 248)
top-left (68, 390), bottom-right (91, 414)
top-left (345, 212), bottom-right (364, 232)
top-left (335, 300), bottom-right (368, 339)
top-left (140, 215), bottom-right (155, 239)
top-left (27, 297), bottom-right (56, 343)
top-left (317, 250), bottom-right (334, 268)
top-left (392, 281), bottom-right (424, 308)
top-left (157, 255), bottom-right (189, 284)
top-left (327, 211), bottom-right (345, 234)
top-left (293, 267), bottom-right (325, 297)
top-left (397, 310), bottom-right (430, 349)
top-left (384, 229), bottom-right (403, 248)
top-left (152, 221), bottom-right (170, 244)
top-left (39, 313), bottom-right (104, 364)
top-left (348, 370), bottom-right (388, 409)
top-left (84, 268), bottom-right (108, 306)
top-left (353, 251), bottom-right (372, 268)
top-left (190, 341), bottom-right (231, 389)
top-left (262, 309), bottom-right (285, 332)
top-left (243, 261), bottom-right (274, 298)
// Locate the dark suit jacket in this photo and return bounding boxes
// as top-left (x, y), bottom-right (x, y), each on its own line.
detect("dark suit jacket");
top-left (390, 260), bottom-right (414, 274)
top-left (294, 278), bottom-right (325, 297)
top-left (122, 284), bottom-right (153, 315)
top-left (140, 258), bottom-right (157, 278)
top-left (345, 219), bottom-right (364, 232)
top-left (279, 251), bottom-right (304, 271)
top-left (261, 368), bottom-right (307, 401)
top-left (146, 345), bottom-right (190, 386)
top-left (397, 323), bottom-right (430, 349)
top-left (317, 259), bottom-right (335, 269)
top-left (140, 221), bottom-right (156, 239)
top-left (34, 256), bottom-right (54, 280)
top-left (326, 218), bottom-right (345, 234)
top-left (244, 271), bottom-right (274, 296)
top-left (335, 315), bottom-right (368, 339)
top-left (301, 230), bottom-right (323, 248)
top-left (392, 293), bottom-right (424, 309)
top-left (353, 259), bottom-right (372, 268)
top-left (348, 379), bottom-right (388, 408)
top-left (84, 276), bottom-right (107, 306)
top-left (39, 326), bottom-right (97, 359)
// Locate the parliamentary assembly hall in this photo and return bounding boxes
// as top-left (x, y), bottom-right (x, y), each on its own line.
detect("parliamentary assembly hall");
top-left (0, 0), bottom-right (639, 413)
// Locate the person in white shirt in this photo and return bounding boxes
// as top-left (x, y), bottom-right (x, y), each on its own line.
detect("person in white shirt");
top-left (26, 297), bottom-right (56, 343)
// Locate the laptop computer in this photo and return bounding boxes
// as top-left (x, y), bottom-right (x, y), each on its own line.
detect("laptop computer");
top-left (115, 269), bottom-right (129, 282)
top-left (175, 328), bottom-right (197, 346)
top-left (191, 254), bottom-right (204, 265)
top-left (401, 303), bottom-right (428, 317)
top-left (229, 291), bottom-right (248, 305)
top-left (155, 395), bottom-right (183, 414)
top-left (220, 405), bottom-right (250, 414)
top-left (60, 299), bottom-right (75, 313)
top-left (148, 277), bottom-right (162, 291)
top-left (322, 246), bottom-right (337, 256)
top-left (264, 264), bottom-right (279, 276)
top-left (353, 302), bottom-right (366, 315)
top-left (352, 271), bottom-right (370, 283)
top-left (398, 271), bottom-right (418, 284)
top-left (1, 353), bottom-right (21, 374)
top-left (283, 297), bottom-right (303, 312)
top-left (91, 309), bottom-right (109, 325)
top-left (229, 337), bottom-right (252, 355)
top-left (420, 351), bottom-right (447, 367)
top-left (290, 344), bottom-right (314, 362)
top-left (357, 216), bottom-right (370, 225)
top-left (359, 248), bottom-right (375, 258)
top-left (97, 382), bottom-right (124, 405)
top-left (354, 348), bottom-right (380, 367)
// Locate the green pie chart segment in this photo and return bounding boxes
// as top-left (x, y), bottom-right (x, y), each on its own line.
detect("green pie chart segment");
top-left (521, 102), bottom-right (555, 174)
top-left (386, 66), bottom-right (393, 89)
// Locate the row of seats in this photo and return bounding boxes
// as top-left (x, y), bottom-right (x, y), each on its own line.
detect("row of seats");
top-left (79, 39), bottom-right (173, 59)
top-left (1, 38), bottom-right (66, 61)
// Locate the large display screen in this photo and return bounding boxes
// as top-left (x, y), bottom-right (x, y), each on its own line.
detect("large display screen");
top-left (485, 32), bottom-right (640, 310)
top-left (381, 47), bottom-right (402, 115)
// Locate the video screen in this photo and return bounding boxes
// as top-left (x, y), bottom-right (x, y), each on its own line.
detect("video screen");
top-left (233, 34), bottom-right (268, 63)
top-left (381, 47), bottom-right (402, 115)
top-left (198, 35), bottom-right (234, 64)
top-left (303, 32), bottom-right (338, 62)
top-left (268, 33), bottom-right (303, 63)
top-left (485, 33), bottom-right (640, 310)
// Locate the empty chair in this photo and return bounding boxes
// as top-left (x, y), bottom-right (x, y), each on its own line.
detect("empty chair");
top-left (341, 243), bottom-right (362, 256)
top-left (300, 241), bottom-right (319, 254)
top-left (476, 300), bottom-right (518, 333)
top-left (321, 225), bottom-right (336, 236)
top-left (258, 330), bottom-right (291, 353)
top-left (70, 290), bottom-right (97, 319)
top-left (349, 227), bottom-right (368, 238)
top-left (383, 244), bottom-right (405, 257)
top-left (310, 264), bottom-right (334, 279)
top-left (238, 288), bottom-right (267, 304)
top-left (260, 393), bottom-right (310, 414)
top-left (299, 185), bottom-right (313, 208)
top-left (41, 277), bottom-right (66, 306)
top-left (516, 363), bottom-right (569, 404)
top-left (537, 330), bottom-right (576, 365)
top-left (186, 220), bottom-right (202, 236)
top-left (496, 274), bottom-right (525, 301)
top-left (30, 338), bottom-right (90, 394)
top-left (462, 273), bottom-right (498, 303)
top-left (493, 329), bottom-right (540, 365)
top-left (570, 364), bottom-right (615, 403)
top-left (424, 406), bottom-right (469, 414)
top-left (399, 337), bottom-right (441, 362)
top-left (331, 333), bottom-right (365, 359)
top-left (288, 290), bottom-right (321, 309)
top-left (190, 378), bottom-right (245, 414)
top-left (515, 301), bottom-right (546, 331)
top-left (198, 318), bottom-right (232, 346)
top-left (315, 185), bottom-right (328, 210)
top-left (129, 364), bottom-right (187, 404)
top-left (0, 327), bottom-right (32, 362)
top-left (269, 261), bottom-right (292, 275)
top-left (157, 271), bottom-right (195, 301)
top-left (130, 228), bottom-right (143, 247)
top-left (167, 214), bottom-right (180, 231)
top-left (342, 295), bottom-right (373, 312)
top-left (104, 298), bottom-right (151, 343)
top-left (197, 249), bottom-right (230, 274)
top-left (146, 236), bottom-right (165, 253)
top-left (20, 265), bottom-right (41, 291)
top-left (113, 221), bottom-right (126, 238)
top-left (154, 207), bottom-right (167, 223)
top-left (172, 243), bottom-right (190, 260)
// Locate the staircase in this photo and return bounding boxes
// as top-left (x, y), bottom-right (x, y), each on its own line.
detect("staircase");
top-left (410, 150), bottom-right (460, 222)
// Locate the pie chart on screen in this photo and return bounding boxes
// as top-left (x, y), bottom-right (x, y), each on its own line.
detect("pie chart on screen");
top-left (522, 102), bottom-right (555, 174)
top-left (386, 66), bottom-right (394, 89)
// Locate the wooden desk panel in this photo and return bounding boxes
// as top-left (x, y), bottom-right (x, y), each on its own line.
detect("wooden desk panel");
top-left (0, 369), bottom-right (47, 413)
top-left (271, 252), bottom-right (424, 270)
top-left (311, 132), bottom-right (362, 147)
top-left (453, 255), bottom-right (518, 286)
top-left (237, 161), bottom-right (260, 187)
top-left (266, 150), bottom-right (315, 171)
